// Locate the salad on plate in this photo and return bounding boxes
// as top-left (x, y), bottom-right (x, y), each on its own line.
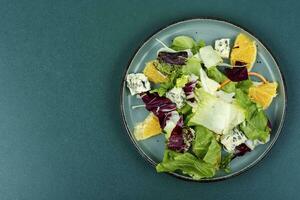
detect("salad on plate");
top-left (125, 33), bottom-right (278, 180)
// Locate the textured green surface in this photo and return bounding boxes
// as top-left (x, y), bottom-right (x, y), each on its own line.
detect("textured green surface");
top-left (0, 0), bottom-right (297, 199)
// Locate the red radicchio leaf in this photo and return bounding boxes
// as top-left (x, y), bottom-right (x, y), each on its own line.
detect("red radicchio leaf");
top-left (183, 80), bottom-right (197, 102)
top-left (158, 51), bottom-right (188, 65)
top-left (225, 66), bottom-right (248, 82)
top-left (141, 92), bottom-right (176, 128)
top-left (234, 143), bottom-right (251, 157)
top-left (168, 118), bottom-right (195, 152)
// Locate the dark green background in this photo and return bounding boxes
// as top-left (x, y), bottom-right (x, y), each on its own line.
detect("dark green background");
top-left (0, 0), bottom-right (298, 199)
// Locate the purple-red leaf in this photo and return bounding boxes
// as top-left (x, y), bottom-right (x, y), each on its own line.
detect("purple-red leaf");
top-left (168, 118), bottom-right (195, 153)
top-left (158, 51), bottom-right (188, 65)
top-left (141, 92), bottom-right (176, 128)
top-left (183, 80), bottom-right (197, 101)
top-left (234, 143), bottom-right (251, 156)
top-left (225, 66), bottom-right (248, 82)
top-left (235, 61), bottom-right (247, 67)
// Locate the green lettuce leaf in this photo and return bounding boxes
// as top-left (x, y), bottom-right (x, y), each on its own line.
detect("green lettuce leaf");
top-left (206, 66), bottom-right (236, 93)
top-left (235, 89), bottom-right (270, 142)
top-left (220, 153), bottom-right (234, 173)
top-left (192, 126), bottom-right (215, 158)
top-left (236, 79), bottom-right (253, 93)
top-left (182, 56), bottom-right (201, 76)
top-left (192, 40), bottom-right (206, 54)
top-left (178, 104), bottom-right (192, 115)
top-left (207, 66), bottom-right (227, 83)
top-left (192, 126), bottom-right (221, 168)
top-left (171, 36), bottom-right (196, 51)
top-left (189, 89), bottom-right (245, 135)
top-left (156, 150), bottom-right (216, 180)
top-left (203, 139), bottom-right (221, 167)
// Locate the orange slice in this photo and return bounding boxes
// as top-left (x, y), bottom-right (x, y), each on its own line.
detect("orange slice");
top-left (248, 82), bottom-right (278, 109)
top-left (134, 113), bottom-right (162, 140)
top-left (230, 33), bottom-right (257, 70)
top-left (143, 61), bottom-right (168, 84)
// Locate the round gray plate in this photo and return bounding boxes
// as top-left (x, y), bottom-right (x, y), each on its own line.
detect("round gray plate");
top-left (120, 18), bottom-right (287, 181)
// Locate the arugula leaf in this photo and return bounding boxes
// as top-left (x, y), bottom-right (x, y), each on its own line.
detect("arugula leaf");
top-left (156, 150), bottom-right (216, 180)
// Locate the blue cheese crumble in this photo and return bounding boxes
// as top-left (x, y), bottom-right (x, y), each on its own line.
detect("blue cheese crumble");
top-left (166, 87), bottom-right (186, 109)
top-left (215, 39), bottom-right (230, 58)
top-left (126, 73), bottom-right (150, 95)
top-left (221, 128), bottom-right (247, 152)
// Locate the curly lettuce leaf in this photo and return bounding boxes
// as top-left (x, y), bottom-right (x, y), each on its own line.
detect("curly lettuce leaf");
top-left (156, 150), bottom-right (216, 180)
top-left (176, 75), bottom-right (190, 88)
top-left (150, 65), bottom-right (182, 96)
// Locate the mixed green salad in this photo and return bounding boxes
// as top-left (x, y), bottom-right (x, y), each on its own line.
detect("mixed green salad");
top-left (126, 34), bottom-right (277, 179)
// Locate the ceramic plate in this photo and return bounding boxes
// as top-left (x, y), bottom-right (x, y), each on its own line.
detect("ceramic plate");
top-left (120, 18), bottom-right (287, 181)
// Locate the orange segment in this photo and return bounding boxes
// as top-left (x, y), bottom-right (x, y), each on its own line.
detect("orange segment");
top-left (143, 61), bottom-right (168, 84)
top-left (230, 33), bottom-right (257, 70)
top-left (248, 82), bottom-right (278, 109)
top-left (134, 113), bottom-right (162, 140)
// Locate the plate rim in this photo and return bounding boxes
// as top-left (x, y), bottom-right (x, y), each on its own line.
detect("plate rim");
top-left (120, 17), bottom-right (288, 182)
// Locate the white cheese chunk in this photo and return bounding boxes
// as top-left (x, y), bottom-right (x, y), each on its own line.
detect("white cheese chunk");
top-left (166, 87), bottom-right (186, 109)
top-left (221, 128), bottom-right (247, 153)
top-left (214, 39), bottom-right (230, 58)
top-left (126, 73), bottom-right (150, 95)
